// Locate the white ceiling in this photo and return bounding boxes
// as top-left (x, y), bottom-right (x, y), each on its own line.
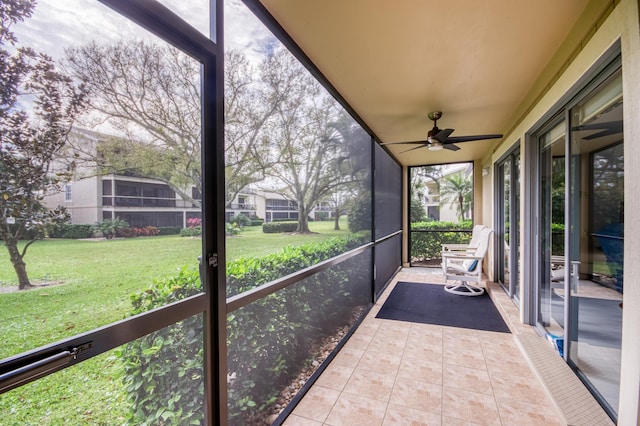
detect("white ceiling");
top-left (259, 0), bottom-right (592, 166)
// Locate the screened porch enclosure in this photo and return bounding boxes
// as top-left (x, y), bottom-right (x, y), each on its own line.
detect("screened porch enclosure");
top-left (1, 0), bottom-right (637, 424)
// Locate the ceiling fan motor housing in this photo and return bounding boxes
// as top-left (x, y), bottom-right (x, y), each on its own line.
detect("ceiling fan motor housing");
top-left (427, 111), bottom-right (442, 121)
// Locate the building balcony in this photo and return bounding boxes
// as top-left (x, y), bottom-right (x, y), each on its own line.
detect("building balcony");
top-left (266, 205), bottom-right (298, 211)
top-left (227, 203), bottom-right (257, 210)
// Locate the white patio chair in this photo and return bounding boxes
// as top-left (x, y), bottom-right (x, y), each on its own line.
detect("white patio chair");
top-left (442, 227), bottom-right (494, 296)
top-left (440, 224), bottom-right (485, 277)
top-left (441, 224), bottom-right (485, 253)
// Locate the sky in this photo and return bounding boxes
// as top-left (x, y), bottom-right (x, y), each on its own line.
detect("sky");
top-left (9, 0), bottom-right (279, 135)
top-left (12, 0), bottom-right (277, 63)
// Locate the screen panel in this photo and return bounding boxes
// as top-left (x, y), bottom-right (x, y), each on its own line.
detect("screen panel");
top-left (374, 144), bottom-right (402, 240)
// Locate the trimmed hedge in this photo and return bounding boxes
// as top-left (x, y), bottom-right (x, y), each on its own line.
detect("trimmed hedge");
top-left (118, 267), bottom-right (203, 426)
top-left (226, 232), bottom-right (369, 422)
top-left (158, 226), bottom-right (182, 235)
top-left (410, 220), bottom-right (473, 261)
top-left (411, 221), bottom-right (566, 261)
top-left (120, 232), bottom-right (370, 425)
top-left (262, 221), bottom-right (298, 233)
top-left (250, 218), bottom-right (264, 226)
top-left (48, 223), bottom-right (94, 239)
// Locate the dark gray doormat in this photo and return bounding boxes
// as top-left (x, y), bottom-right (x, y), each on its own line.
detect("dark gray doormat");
top-left (376, 282), bottom-right (510, 333)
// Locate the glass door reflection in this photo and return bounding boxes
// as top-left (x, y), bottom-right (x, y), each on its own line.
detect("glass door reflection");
top-left (538, 121), bottom-right (566, 343)
top-left (496, 147), bottom-right (520, 300)
top-left (568, 71), bottom-right (623, 415)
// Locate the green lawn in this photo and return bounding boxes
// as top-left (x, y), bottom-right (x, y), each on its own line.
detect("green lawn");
top-left (0, 219), bottom-right (350, 424)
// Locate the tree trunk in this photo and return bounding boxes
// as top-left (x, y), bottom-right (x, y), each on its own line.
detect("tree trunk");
top-left (333, 211), bottom-right (340, 230)
top-left (297, 206), bottom-right (311, 233)
top-left (3, 236), bottom-right (32, 289)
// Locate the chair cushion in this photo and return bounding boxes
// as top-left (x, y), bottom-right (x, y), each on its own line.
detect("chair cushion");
top-left (464, 259), bottom-right (478, 272)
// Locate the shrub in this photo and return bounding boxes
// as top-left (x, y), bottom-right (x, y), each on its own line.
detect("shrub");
top-left (136, 226), bottom-right (160, 237)
top-left (250, 218), bottom-right (264, 226)
top-left (409, 220), bottom-right (473, 261)
top-left (187, 217), bottom-right (202, 228)
top-left (229, 214), bottom-right (251, 228)
top-left (118, 267), bottom-right (203, 426)
top-left (262, 221), bottom-right (298, 233)
top-left (347, 193), bottom-right (371, 233)
top-left (93, 218), bottom-right (129, 239)
top-left (157, 226), bottom-right (182, 235)
top-left (119, 227), bottom-right (138, 238)
top-left (226, 222), bottom-right (240, 236)
top-left (48, 223), bottom-right (94, 239)
top-left (120, 232), bottom-right (370, 425)
top-left (225, 232), bottom-right (370, 422)
top-left (180, 226), bottom-right (202, 237)
top-left (314, 211), bottom-right (329, 221)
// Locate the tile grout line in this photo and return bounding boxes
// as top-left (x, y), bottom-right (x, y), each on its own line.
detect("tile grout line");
top-left (478, 332), bottom-right (505, 425)
top-left (440, 322), bottom-right (444, 424)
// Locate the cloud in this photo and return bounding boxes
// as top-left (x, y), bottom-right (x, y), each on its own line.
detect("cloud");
top-left (13, 1), bottom-right (156, 60)
top-left (224, 0), bottom-right (279, 61)
top-left (12, 0), bottom-right (278, 65)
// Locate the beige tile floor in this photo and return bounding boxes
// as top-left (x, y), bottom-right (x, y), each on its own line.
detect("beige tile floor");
top-left (283, 269), bottom-right (565, 426)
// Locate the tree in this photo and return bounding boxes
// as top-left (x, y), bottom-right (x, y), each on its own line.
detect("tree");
top-left (66, 43), bottom-right (281, 208)
top-left (411, 165), bottom-right (443, 197)
top-left (0, 0), bottom-right (87, 289)
top-left (223, 50), bottom-right (282, 207)
top-left (440, 172), bottom-right (473, 222)
top-left (410, 165), bottom-right (443, 222)
top-left (66, 41), bottom-right (202, 205)
top-left (259, 48), bottom-right (359, 233)
top-left (410, 197), bottom-right (427, 222)
top-left (323, 110), bottom-right (371, 231)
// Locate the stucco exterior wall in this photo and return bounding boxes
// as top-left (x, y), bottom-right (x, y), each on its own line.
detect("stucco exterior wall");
top-left (68, 177), bottom-right (101, 224)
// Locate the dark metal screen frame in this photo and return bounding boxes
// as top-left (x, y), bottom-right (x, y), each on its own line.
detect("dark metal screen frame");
top-left (0, 0), bottom-right (226, 423)
top-left (1, 1), bottom-right (410, 425)
top-left (407, 162), bottom-right (475, 267)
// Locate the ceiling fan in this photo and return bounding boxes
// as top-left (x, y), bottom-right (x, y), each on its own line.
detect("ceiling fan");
top-left (571, 121), bottom-right (623, 140)
top-left (381, 111), bottom-right (503, 153)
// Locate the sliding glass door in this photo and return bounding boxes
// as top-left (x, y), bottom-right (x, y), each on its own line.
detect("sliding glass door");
top-left (537, 121), bottom-right (566, 341)
top-left (496, 146), bottom-right (520, 300)
top-left (568, 70), bottom-right (623, 416)
top-left (533, 62), bottom-right (623, 420)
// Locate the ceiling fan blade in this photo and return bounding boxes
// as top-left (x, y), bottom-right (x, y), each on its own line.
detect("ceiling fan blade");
top-left (443, 134), bottom-right (503, 143)
top-left (379, 140), bottom-right (428, 146)
top-left (582, 129), bottom-right (622, 140)
top-left (443, 143), bottom-right (460, 151)
top-left (572, 121), bottom-right (622, 132)
top-left (431, 128), bottom-right (454, 141)
top-left (398, 144), bottom-right (430, 154)
top-left (572, 121), bottom-right (623, 140)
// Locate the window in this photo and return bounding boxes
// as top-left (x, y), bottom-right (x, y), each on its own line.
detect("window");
top-left (64, 184), bottom-right (72, 202)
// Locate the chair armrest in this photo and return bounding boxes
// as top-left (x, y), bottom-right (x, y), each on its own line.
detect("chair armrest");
top-left (441, 243), bottom-right (474, 252)
top-left (442, 253), bottom-right (483, 261)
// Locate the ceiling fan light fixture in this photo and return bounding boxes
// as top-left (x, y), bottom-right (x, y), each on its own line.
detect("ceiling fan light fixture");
top-left (428, 141), bottom-right (444, 151)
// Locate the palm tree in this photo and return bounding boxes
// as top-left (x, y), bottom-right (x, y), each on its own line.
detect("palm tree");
top-left (440, 173), bottom-right (473, 222)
